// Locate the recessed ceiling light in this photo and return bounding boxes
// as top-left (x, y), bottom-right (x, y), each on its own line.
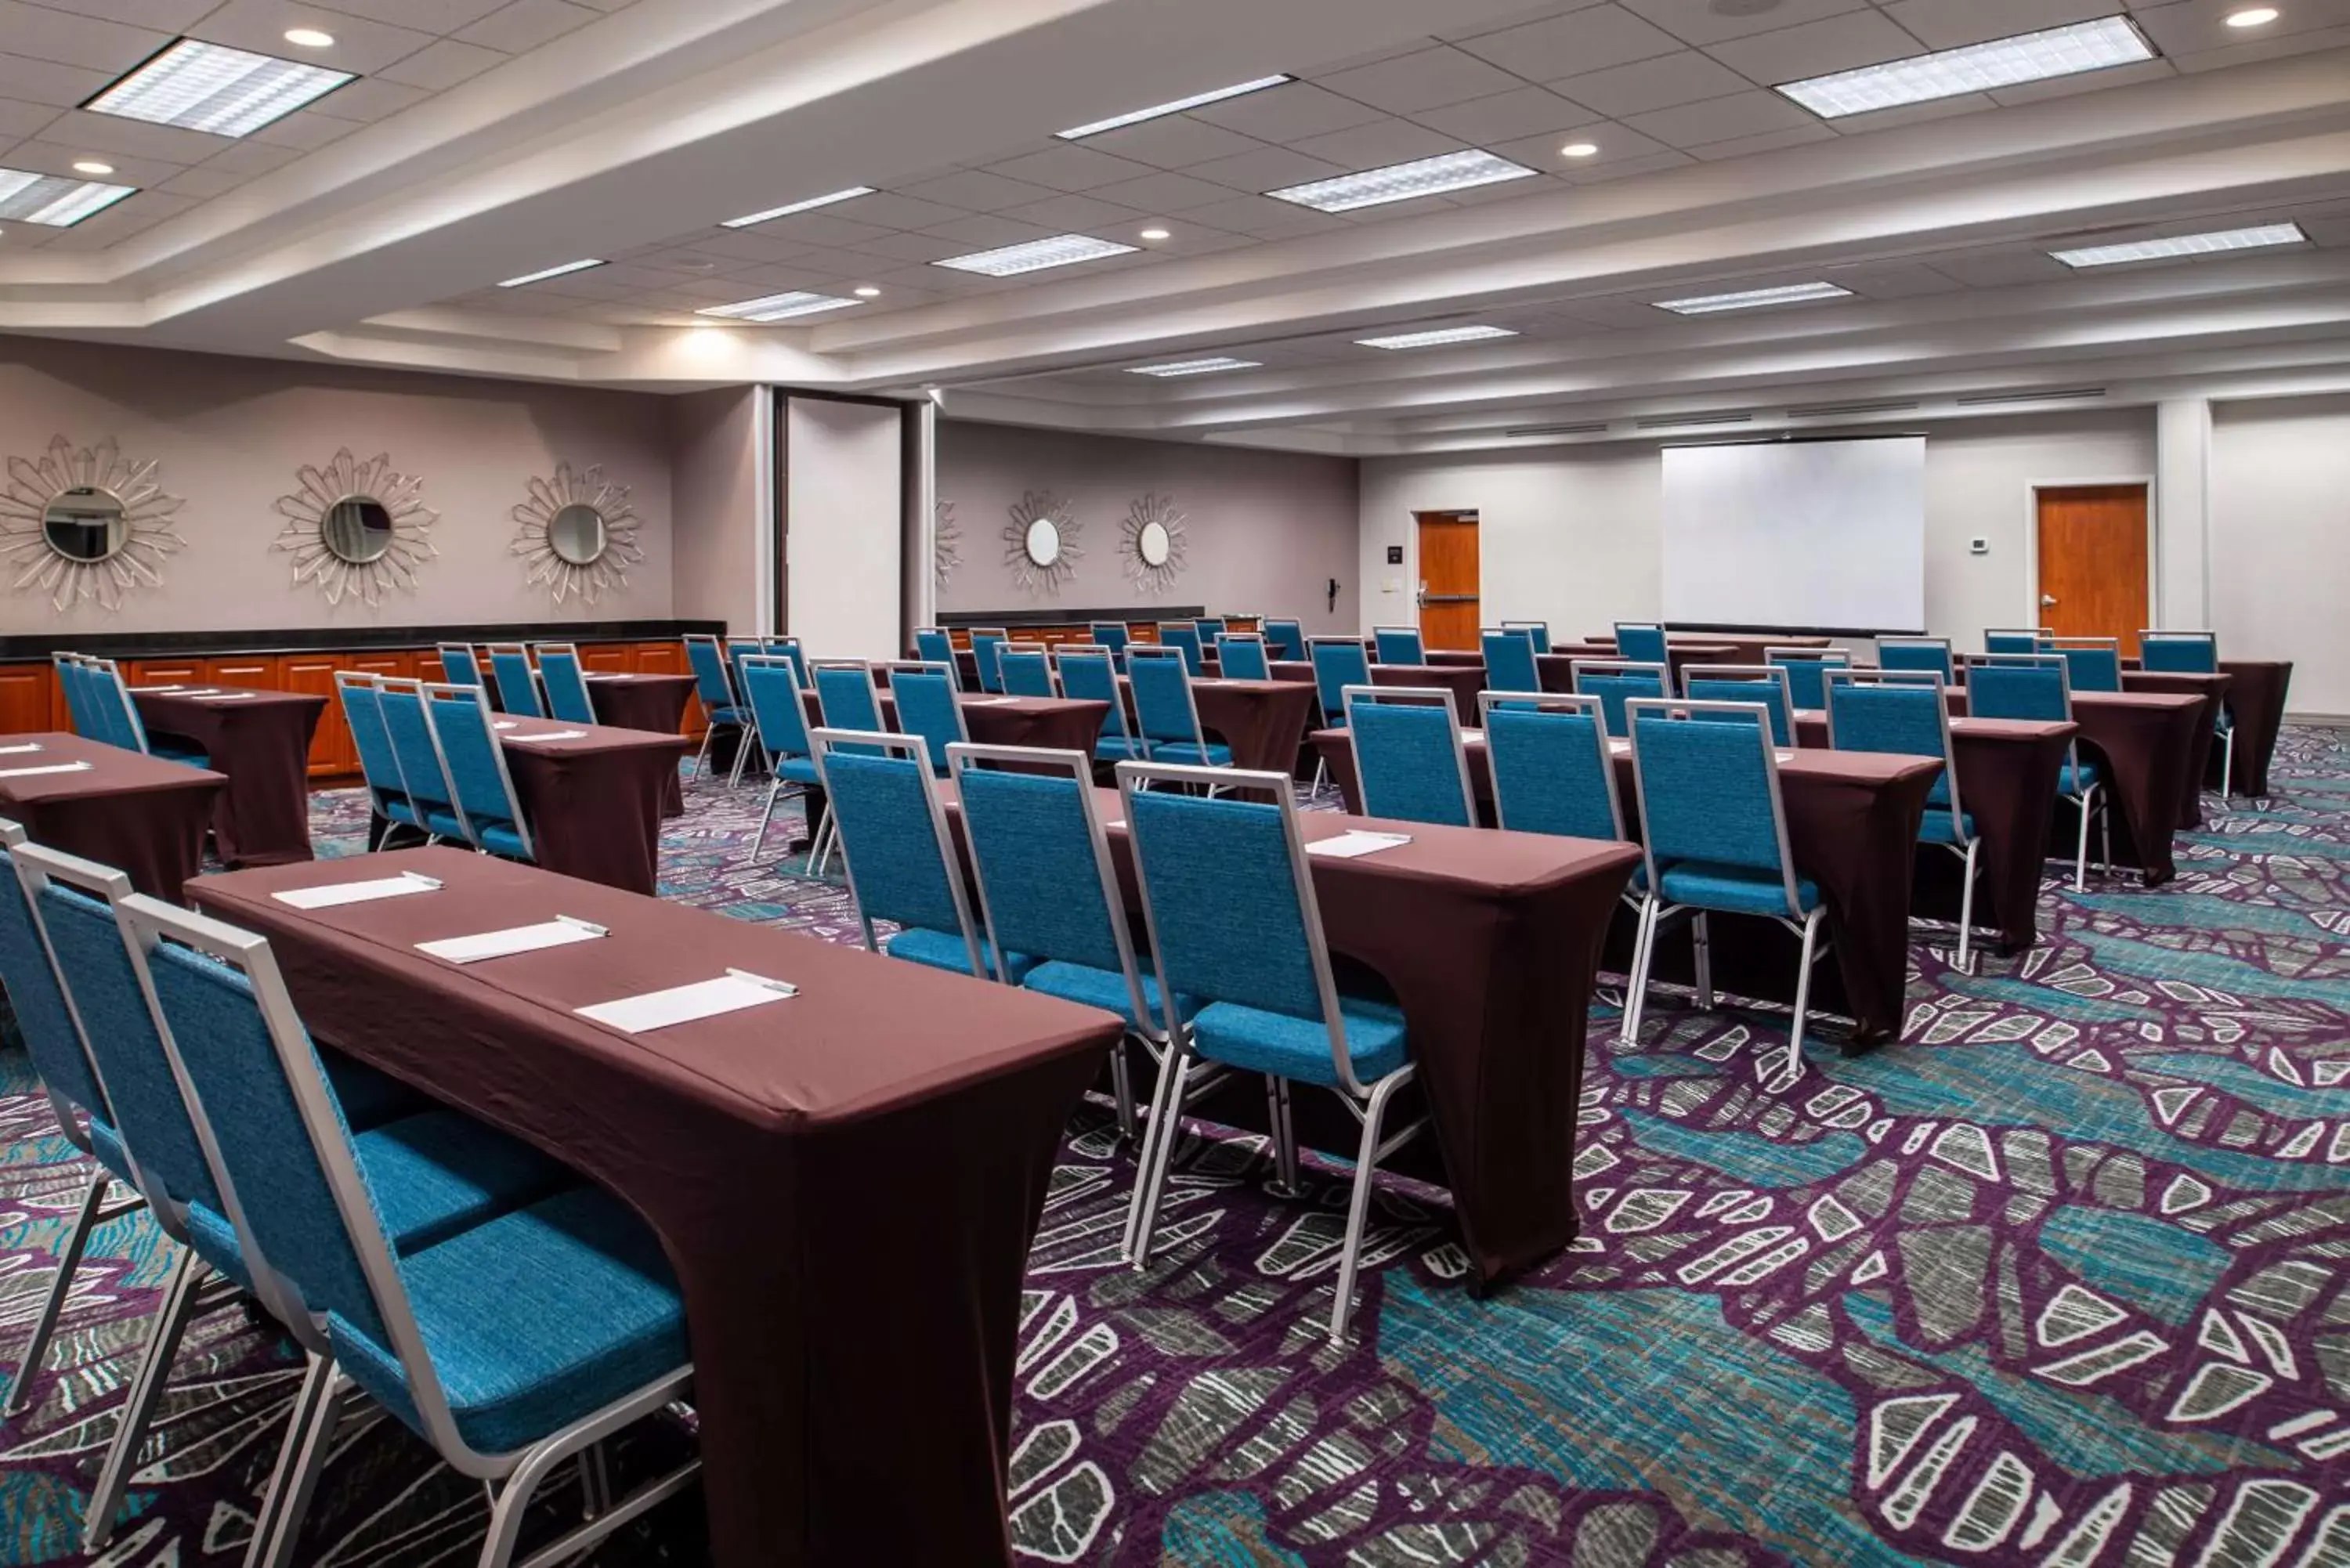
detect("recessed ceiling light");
top-left (0, 168), bottom-right (136, 226)
top-left (498, 258), bottom-right (605, 287)
top-left (1776, 16), bottom-right (2154, 118)
top-left (853, 285), bottom-right (881, 298)
top-left (87, 38), bottom-right (354, 137)
top-left (1654, 281), bottom-right (1853, 314)
top-left (697, 291), bottom-right (862, 321)
top-left (1355, 325), bottom-right (1520, 350)
top-left (1269, 149), bottom-right (1537, 214)
top-left (1560, 142), bottom-right (1600, 158)
top-left (934, 233), bottom-right (1137, 276)
top-left (2049, 222), bottom-right (2308, 268)
top-left (283, 27), bottom-right (335, 48)
top-left (1126, 357), bottom-right (1262, 377)
top-left (1139, 226), bottom-right (1171, 240)
top-left (1058, 76), bottom-right (1292, 139)
top-left (71, 160), bottom-right (114, 175)
top-left (2227, 6), bottom-right (2281, 25)
top-left (721, 186), bottom-right (875, 229)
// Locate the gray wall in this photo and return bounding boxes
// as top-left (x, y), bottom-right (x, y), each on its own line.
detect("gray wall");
top-left (667, 386), bottom-right (762, 633)
top-left (937, 420), bottom-right (1360, 630)
top-left (2213, 395), bottom-right (2350, 716)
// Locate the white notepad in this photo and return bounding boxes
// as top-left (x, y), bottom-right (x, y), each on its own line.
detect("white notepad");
top-left (576, 970), bottom-right (797, 1032)
top-left (961, 697), bottom-right (1014, 706)
top-left (132, 685), bottom-right (185, 692)
top-left (275, 871), bottom-right (442, 910)
top-left (194, 692), bottom-right (260, 702)
top-left (494, 721), bottom-right (519, 731)
top-left (0, 742), bottom-right (42, 756)
top-left (1306, 830), bottom-right (1412, 860)
top-left (418, 916), bottom-right (605, 963)
top-left (1608, 739), bottom-right (1631, 755)
top-left (505, 728), bottom-right (588, 742)
top-left (0, 761), bottom-right (92, 780)
top-left (1458, 727), bottom-right (1485, 743)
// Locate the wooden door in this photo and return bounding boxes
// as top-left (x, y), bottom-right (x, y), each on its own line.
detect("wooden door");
top-left (1415, 511), bottom-right (1480, 652)
top-left (2036, 486), bottom-right (2149, 657)
top-left (0, 663), bottom-right (51, 736)
top-left (280, 656), bottom-right (352, 776)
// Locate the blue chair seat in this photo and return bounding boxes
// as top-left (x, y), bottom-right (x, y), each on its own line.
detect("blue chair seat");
top-left (352, 1111), bottom-right (577, 1255)
top-left (425, 808), bottom-right (468, 839)
top-left (1657, 862), bottom-right (1821, 918)
top-left (707, 703), bottom-right (748, 725)
top-left (151, 742), bottom-right (211, 768)
top-left (1094, 736), bottom-right (1151, 763)
top-left (777, 756), bottom-right (821, 786)
top-left (88, 1117), bottom-right (136, 1185)
top-left (2059, 762), bottom-right (2101, 796)
top-left (884, 927), bottom-right (1039, 982)
top-left (185, 1204), bottom-right (258, 1291)
top-left (1190, 994), bottom-right (1408, 1089)
top-left (2215, 709), bottom-right (2234, 733)
top-left (1023, 959), bottom-right (1198, 1033)
top-left (383, 798), bottom-right (421, 829)
top-left (330, 1187), bottom-right (686, 1456)
top-left (478, 824), bottom-right (530, 859)
top-left (1920, 807), bottom-right (1977, 846)
top-left (1145, 740), bottom-right (1233, 766)
top-left (1926, 774), bottom-right (1951, 808)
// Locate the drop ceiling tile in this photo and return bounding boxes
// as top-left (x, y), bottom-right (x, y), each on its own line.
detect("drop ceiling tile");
top-left (739, 211), bottom-right (894, 247)
top-left (0, 55), bottom-right (113, 107)
top-left (306, 76), bottom-right (434, 123)
top-left (1441, 1), bottom-right (1612, 41)
top-left (2136, 0), bottom-right (2350, 54)
top-left (2168, 22), bottom-right (2350, 68)
top-left (982, 143), bottom-right (1160, 193)
top-left (1177, 144), bottom-right (1347, 192)
top-left (694, 229), bottom-right (818, 263)
top-left (1454, 5), bottom-right (1683, 80)
top-left (822, 191), bottom-right (970, 231)
top-left (1076, 114), bottom-right (1262, 169)
top-left (895, 168), bottom-right (1062, 211)
top-left (40, 107), bottom-right (230, 161)
top-left (921, 212), bottom-right (1058, 248)
top-left (0, 139), bottom-right (184, 184)
top-left (1687, 122), bottom-right (1838, 158)
top-left (248, 107), bottom-right (360, 150)
top-left (1703, 11), bottom-right (1927, 85)
top-left (1823, 259), bottom-right (1969, 298)
top-left (1314, 46), bottom-right (1528, 114)
top-left (155, 164), bottom-right (249, 197)
top-left (1923, 249), bottom-right (2072, 287)
top-left (620, 245), bottom-right (742, 275)
top-left (195, 135), bottom-right (306, 174)
top-left (27, 0), bottom-right (218, 27)
top-left (1186, 79), bottom-right (1388, 141)
top-left (2295, 215), bottom-right (2350, 247)
top-left (456, 0), bottom-right (600, 52)
top-left (0, 1), bottom-right (169, 71)
top-left (1549, 51), bottom-right (1750, 116)
top-left (996, 191), bottom-right (1152, 231)
top-left (848, 229), bottom-right (974, 263)
top-left (1286, 119), bottom-right (1463, 172)
top-left (314, 0), bottom-right (511, 28)
top-left (1622, 89), bottom-right (1815, 146)
top-left (187, 0), bottom-right (437, 74)
top-left (1086, 170), bottom-right (1242, 211)
top-left (0, 98), bottom-right (64, 138)
top-left (1175, 193), bottom-right (1351, 237)
top-left (668, 272), bottom-right (766, 298)
top-left (377, 38), bottom-right (507, 90)
top-left (1412, 85), bottom-right (1593, 143)
top-left (1617, 0), bottom-right (1873, 45)
top-left (1881, 0), bottom-right (2116, 51)
top-left (45, 186), bottom-right (191, 238)
top-left (1560, 146), bottom-right (1694, 182)
top-left (1986, 57), bottom-right (2173, 105)
top-left (1297, 38), bottom-right (1441, 77)
top-left (1489, 121), bottom-right (1672, 168)
top-left (1544, 295), bottom-right (1668, 327)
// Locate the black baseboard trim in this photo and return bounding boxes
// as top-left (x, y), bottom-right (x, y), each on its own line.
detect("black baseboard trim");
top-left (935, 607), bottom-right (1210, 629)
top-left (1, 619), bottom-right (728, 662)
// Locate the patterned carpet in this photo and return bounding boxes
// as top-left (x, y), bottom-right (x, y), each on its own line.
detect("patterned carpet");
top-left (4, 733), bottom-right (2348, 1565)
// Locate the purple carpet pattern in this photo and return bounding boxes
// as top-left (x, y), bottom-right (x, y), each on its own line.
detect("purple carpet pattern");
top-left (3, 733), bottom-right (2348, 1565)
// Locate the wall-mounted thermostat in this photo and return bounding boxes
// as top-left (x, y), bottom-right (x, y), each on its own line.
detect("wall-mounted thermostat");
top-left (1969, 537), bottom-right (1989, 555)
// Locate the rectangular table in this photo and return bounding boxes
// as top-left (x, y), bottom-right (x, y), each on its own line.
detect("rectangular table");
top-left (2119, 671), bottom-right (2229, 828)
top-left (131, 684), bottom-right (326, 867)
top-left (191, 847), bottom-right (1119, 1568)
top-left (1585, 632), bottom-right (1835, 667)
top-left (2217, 659), bottom-right (2293, 797)
top-left (0, 732), bottom-right (224, 900)
top-left (583, 672), bottom-right (696, 736)
top-left (1311, 728), bottom-right (1940, 1045)
top-left (804, 689), bottom-right (1108, 755)
top-left (1115, 676), bottom-right (1318, 772)
top-left (1268, 659), bottom-right (1489, 718)
top-left (485, 716), bottom-right (690, 894)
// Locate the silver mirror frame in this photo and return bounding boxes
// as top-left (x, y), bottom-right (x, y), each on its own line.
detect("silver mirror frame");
top-left (273, 450), bottom-right (440, 607)
top-left (1122, 491), bottom-right (1188, 594)
top-left (512, 461), bottom-right (642, 605)
top-left (1003, 489), bottom-right (1081, 596)
top-left (0, 435), bottom-right (186, 612)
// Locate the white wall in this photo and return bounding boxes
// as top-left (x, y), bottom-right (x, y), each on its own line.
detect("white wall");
top-left (2212, 395), bottom-right (2350, 717)
top-left (669, 386), bottom-right (763, 634)
top-left (784, 396), bottom-right (905, 660)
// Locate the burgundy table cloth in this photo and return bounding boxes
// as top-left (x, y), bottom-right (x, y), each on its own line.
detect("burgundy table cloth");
top-left (490, 716), bottom-right (690, 894)
top-left (1585, 633), bottom-right (1834, 667)
top-left (1311, 729), bottom-right (1940, 1044)
top-left (583, 672), bottom-right (696, 736)
top-left (1371, 663), bottom-right (1487, 716)
top-left (2218, 659), bottom-right (2293, 797)
top-left (190, 847), bottom-right (1119, 1568)
top-left (132, 685), bottom-right (325, 867)
top-left (938, 782), bottom-right (1643, 1286)
top-left (1114, 677), bottom-right (1317, 772)
top-left (802, 690), bottom-right (1108, 755)
top-left (0, 732), bottom-right (222, 900)
top-left (2119, 670), bottom-right (2229, 827)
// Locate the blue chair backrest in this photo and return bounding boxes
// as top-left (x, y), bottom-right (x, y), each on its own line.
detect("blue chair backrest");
top-left (971, 632), bottom-right (1008, 694)
top-left (1372, 627), bottom-right (1424, 666)
top-left (1614, 623), bottom-right (1669, 665)
top-left (1262, 620), bottom-right (1306, 661)
top-left (56, 659), bottom-right (94, 736)
top-left (1828, 678), bottom-right (1954, 808)
top-left (1769, 651), bottom-right (1850, 711)
top-left (81, 662), bottom-right (141, 752)
top-left (814, 733), bottom-right (978, 962)
top-left (891, 669), bottom-right (964, 772)
top-left (1217, 635), bottom-right (1271, 681)
top-left (1056, 649), bottom-right (1130, 742)
top-left (1685, 670), bottom-right (1792, 746)
top-left (1123, 781), bottom-right (1325, 1027)
top-left (2140, 632), bottom-right (2218, 674)
top-left (953, 751), bottom-right (1132, 984)
top-left (439, 645), bottom-right (483, 688)
top-left (761, 637), bottom-right (809, 691)
top-left (913, 630), bottom-right (959, 681)
top-left (1129, 651), bottom-right (1201, 745)
top-left (1194, 619), bottom-right (1227, 642)
top-left (0, 831), bottom-right (112, 1124)
top-left (1878, 639), bottom-right (1954, 681)
top-left (1985, 629), bottom-right (2048, 656)
top-left (1629, 704), bottom-right (1791, 882)
top-left (1481, 699), bottom-right (1621, 841)
top-left (535, 646), bottom-right (596, 724)
top-left (1502, 621), bottom-right (1552, 655)
top-left (1572, 663), bottom-right (1667, 737)
top-left (376, 683), bottom-right (455, 811)
top-left (2052, 644), bottom-right (2121, 694)
top-left (814, 663), bottom-right (884, 732)
top-left (998, 649), bottom-right (1055, 698)
top-left (1158, 624), bottom-right (1206, 676)
top-left (739, 656), bottom-right (813, 761)
top-left (1480, 629), bottom-right (1542, 695)
top-left (338, 677), bottom-right (408, 810)
top-left (486, 649), bottom-right (542, 718)
top-left (1969, 660), bottom-right (2070, 722)
top-left (426, 686), bottom-right (528, 848)
top-left (685, 635), bottom-right (737, 714)
top-left (1310, 639), bottom-right (1370, 725)
top-left (1345, 692), bottom-right (1472, 827)
top-left (1089, 623), bottom-right (1132, 664)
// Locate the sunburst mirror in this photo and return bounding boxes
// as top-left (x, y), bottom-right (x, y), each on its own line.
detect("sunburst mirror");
top-left (272, 449), bottom-right (439, 606)
top-left (1004, 490), bottom-right (1081, 595)
top-left (512, 463), bottom-right (642, 604)
top-left (0, 435), bottom-right (186, 612)
top-left (1122, 492), bottom-right (1188, 595)
top-left (934, 498), bottom-right (963, 591)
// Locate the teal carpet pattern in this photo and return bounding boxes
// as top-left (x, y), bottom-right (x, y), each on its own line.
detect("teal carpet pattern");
top-left (3, 732), bottom-right (2348, 1564)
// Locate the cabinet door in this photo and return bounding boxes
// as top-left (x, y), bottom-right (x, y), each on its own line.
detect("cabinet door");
top-left (0, 664), bottom-right (52, 737)
top-left (280, 656), bottom-right (352, 776)
top-left (128, 658), bottom-right (206, 687)
top-left (416, 652), bottom-right (446, 684)
top-left (205, 655), bottom-right (281, 690)
top-left (581, 643), bottom-right (633, 674)
top-left (632, 641), bottom-right (685, 675)
top-left (349, 652), bottom-right (414, 681)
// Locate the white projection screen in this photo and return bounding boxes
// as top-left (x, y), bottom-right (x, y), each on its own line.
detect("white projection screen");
top-left (1661, 436), bottom-right (1926, 633)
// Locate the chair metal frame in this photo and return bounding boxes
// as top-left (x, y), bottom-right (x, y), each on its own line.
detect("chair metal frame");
top-left (89, 657), bottom-right (157, 754)
top-left (1824, 670), bottom-right (1986, 972)
top-left (437, 642), bottom-right (485, 688)
top-left (1681, 663), bottom-right (1797, 745)
top-left (734, 653), bottom-right (826, 867)
top-left (885, 660), bottom-right (969, 771)
top-left (1340, 684), bottom-right (1475, 827)
top-left (1568, 658), bottom-right (1671, 736)
top-left (1477, 691), bottom-right (1625, 840)
top-left (334, 671), bottom-right (418, 851)
top-left (808, 728), bottom-right (993, 979)
top-left (1155, 622), bottom-right (1207, 676)
top-left (483, 643), bottom-right (544, 719)
top-left (1876, 636), bottom-right (1954, 680)
top-left (1499, 619), bottom-right (1552, 655)
top-left (1113, 761), bottom-right (1429, 1343)
top-left (1973, 652), bottom-right (2110, 889)
top-left (913, 627), bottom-right (961, 688)
top-left (421, 681), bottom-right (537, 862)
top-left (969, 627), bottom-right (1010, 693)
top-left (681, 633), bottom-right (745, 782)
top-left (1370, 625), bottom-right (1425, 666)
top-left (995, 642), bottom-right (1058, 698)
top-left (1051, 645), bottom-right (1141, 761)
top-left (1983, 627), bottom-right (2054, 654)
top-left (1764, 645), bottom-right (1852, 711)
top-left (376, 676), bottom-right (465, 846)
top-left (1478, 624), bottom-right (1543, 694)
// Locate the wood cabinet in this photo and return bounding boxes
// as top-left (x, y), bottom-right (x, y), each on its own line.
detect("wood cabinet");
top-left (582, 644), bottom-right (633, 674)
top-left (280, 655), bottom-right (351, 777)
top-left (0, 663), bottom-right (52, 737)
top-left (128, 658), bottom-right (205, 687)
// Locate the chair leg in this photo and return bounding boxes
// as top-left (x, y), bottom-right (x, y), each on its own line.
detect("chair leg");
top-left (2099, 792), bottom-right (2113, 878)
top-left (1107, 1036), bottom-right (1137, 1144)
top-left (1328, 1073), bottom-right (1408, 1346)
top-left (1127, 1047), bottom-right (1193, 1270)
top-left (748, 777), bottom-right (783, 864)
top-left (84, 1247), bottom-right (204, 1550)
top-left (727, 727), bottom-right (750, 789)
top-left (1622, 898), bottom-right (1658, 1046)
top-left (1956, 839), bottom-right (1980, 975)
top-left (1788, 910), bottom-right (1823, 1064)
top-left (2073, 790), bottom-right (2092, 893)
top-left (691, 725), bottom-right (714, 782)
top-left (1265, 1076), bottom-right (1299, 1198)
top-left (245, 1353), bottom-right (339, 1568)
top-left (3, 1172), bottom-right (110, 1418)
top-left (1121, 1039), bottom-right (1178, 1262)
top-left (1693, 911), bottom-right (1715, 1011)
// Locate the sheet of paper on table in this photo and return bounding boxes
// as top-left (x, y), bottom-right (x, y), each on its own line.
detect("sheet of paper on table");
top-left (1306, 830), bottom-right (1413, 859)
top-left (0, 742), bottom-right (42, 756)
top-left (418, 916), bottom-right (606, 963)
top-left (193, 692), bottom-right (261, 702)
top-left (275, 871), bottom-right (443, 910)
top-left (0, 761), bottom-right (92, 779)
top-left (577, 970), bottom-right (798, 1032)
top-left (505, 729), bottom-right (589, 742)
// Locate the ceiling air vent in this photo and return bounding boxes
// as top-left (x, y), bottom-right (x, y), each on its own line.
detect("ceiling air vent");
top-left (1505, 421), bottom-right (1611, 438)
top-left (1786, 398), bottom-right (1919, 419)
top-left (1635, 410), bottom-right (1752, 429)
top-left (1954, 387), bottom-right (2106, 407)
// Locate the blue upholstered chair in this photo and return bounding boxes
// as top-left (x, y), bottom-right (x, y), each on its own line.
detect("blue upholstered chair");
top-left (1054, 647), bottom-right (1148, 764)
top-left (1825, 672), bottom-right (1983, 970)
top-left (998, 645), bottom-right (1057, 698)
top-left (531, 643), bottom-right (597, 724)
top-left (812, 660), bottom-right (885, 735)
top-left (1157, 622), bottom-right (1207, 676)
top-left (913, 628), bottom-right (961, 685)
top-left (683, 633), bottom-right (748, 781)
top-left (1480, 627), bottom-right (1543, 695)
top-left (1571, 659), bottom-right (1668, 738)
top-left (1767, 647), bottom-right (1851, 712)
top-left (1683, 665), bottom-right (1796, 747)
top-left (1622, 699), bottom-right (1830, 1068)
top-left (2142, 630), bottom-right (2232, 795)
top-left (1970, 656), bottom-right (2108, 889)
top-left (111, 892), bottom-right (689, 1568)
top-left (436, 643), bottom-right (484, 689)
top-left (971, 629), bottom-right (1010, 693)
top-left (890, 664), bottom-right (967, 774)
top-left (1372, 626), bottom-right (1425, 666)
top-left (1116, 762), bottom-right (1427, 1343)
top-left (2049, 638), bottom-right (2123, 694)
top-left (1614, 623), bottom-right (1670, 665)
top-left (1129, 649), bottom-right (1231, 768)
top-left (1500, 620), bottom-right (1552, 655)
top-left (376, 678), bottom-right (466, 842)
top-left (484, 645), bottom-right (543, 719)
top-left (1262, 619), bottom-right (1307, 661)
top-left (1217, 634), bottom-right (1272, 681)
top-left (1308, 637), bottom-right (1371, 729)
top-left (1878, 637), bottom-right (1954, 682)
top-left (738, 655), bottom-right (826, 865)
top-left (83, 658), bottom-right (208, 765)
top-left (761, 636), bottom-right (809, 690)
top-left (1193, 618), bottom-right (1227, 645)
top-left (1985, 627), bottom-right (2052, 656)
top-left (423, 683), bottom-right (535, 862)
top-left (337, 673), bottom-right (419, 850)
top-left (64, 658), bottom-right (124, 750)
top-left (53, 653), bottom-right (94, 736)
top-left (1342, 686), bottom-right (1474, 827)
top-left (1088, 622), bottom-right (1133, 670)
top-left (810, 728), bottom-right (1021, 980)
top-left (1479, 693), bottom-right (1625, 844)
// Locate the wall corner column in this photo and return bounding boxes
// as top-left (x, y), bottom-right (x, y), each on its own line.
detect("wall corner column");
top-left (2155, 398), bottom-right (2212, 629)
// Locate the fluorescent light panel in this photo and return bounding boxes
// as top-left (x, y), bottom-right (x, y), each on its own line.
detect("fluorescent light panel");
top-left (498, 258), bottom-right (604, 287)
top-left (934, 233), bottom-right (1137, 276)
top-left (721, 186), bottom-right (876, 229)
top-left (2050, 222), bottom-right (2308, 268)
top-left (1777, 17), bottom-right (2153, 119)
top-left (87, 38), bottom-right (353, 137)
top-left (0, 168), bottom-right (136, 226)
top-left (1654, 281), bottom-right (1853, 315)
top-left (697, 291), bottom-right (862, 321)
top-left (1058, 76), bottom-right (1292, 139)
top-left (1268, 150), bottom-right (1535, 213)
top-left (1356, 325), bottom-right (1520, 350)
top-left (1126, 357), bottom-right (1261, 377)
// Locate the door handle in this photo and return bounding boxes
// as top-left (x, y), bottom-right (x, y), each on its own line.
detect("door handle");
top-left (2040, 594), bottom-right (2058, 608)
top-left (1421, 594), bottom-right (1480, 604)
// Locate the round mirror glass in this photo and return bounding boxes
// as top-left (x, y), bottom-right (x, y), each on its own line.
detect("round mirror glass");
top-left (1137, 518), bottom-right (1171, 568)
top-left (1025, 515), bottom-right (1061, 567)
top-left (550, 503), bottom-right (607, 566)
top-left (43, 487), bottom-right (127, 562)
top-left (322, 497), bottom-right (396, 564)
